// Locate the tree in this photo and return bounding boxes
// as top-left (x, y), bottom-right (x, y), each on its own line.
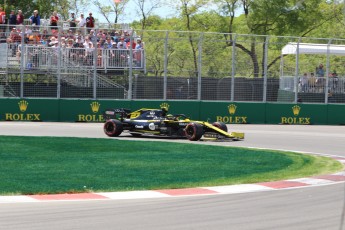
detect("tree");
top-left (214, 0), bottom-right (241, 34)
top-left (5, 0), bottom-right (71, 19)
top-left (69, 0), bottom-right (89, 18)
top-left (135, 0), bottom-right (345, 79)
top-left (169, 0), bottom-right (210, 77)
top-left (133, 0), bottom-right (161, 30)
top-left (213, 0), bottom-right (343, 77)
top-left (92, 0), bottom-right (129, 24)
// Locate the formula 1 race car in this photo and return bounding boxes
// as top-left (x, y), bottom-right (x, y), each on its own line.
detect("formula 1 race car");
top-left (103, 106), bottom-right (244, 141)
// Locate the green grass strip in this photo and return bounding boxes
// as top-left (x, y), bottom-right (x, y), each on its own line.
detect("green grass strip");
top-left (0, 136), bottom-right (342, 195)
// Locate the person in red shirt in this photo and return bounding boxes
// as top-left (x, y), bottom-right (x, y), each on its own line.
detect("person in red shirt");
top-left (50, 11), bottom-right (59, 31)
top-left (10, 28), bottom-right (22, 43)
top-left (16, 10), bottom-right (24, 25)
top-left (7, 28), bottom-right (22, 57)
top-left (86, 13), bottom-right (95, 33)
top-left (0, 7), bottom-right (6, 36)
top-left (0, 7), bottom-right (5, 24)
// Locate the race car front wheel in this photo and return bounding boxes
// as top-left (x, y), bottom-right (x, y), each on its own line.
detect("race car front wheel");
top-left (185, 123), bottom-right (203, 141)
top-left (212, 122), bottom-right (228, 132)
top-left (104, 119), bottom-right (123, 137)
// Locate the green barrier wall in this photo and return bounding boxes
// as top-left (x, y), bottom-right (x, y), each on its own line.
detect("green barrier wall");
top-left (199, 102), bottom-right (266, 124)
top-left (0, 99), bottom-right (344, 125)
top-left (0, 98), bottom-right (59, 121)
top-left (327, 104), bottom-right (345, 125)
top-left (265, 103), bottom-right (328, 125)
top-left (59, 100), bottom-right (131, 122)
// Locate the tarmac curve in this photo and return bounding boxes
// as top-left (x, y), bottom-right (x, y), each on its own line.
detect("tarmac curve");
top-left (0, 122), bottom-right (345, 230)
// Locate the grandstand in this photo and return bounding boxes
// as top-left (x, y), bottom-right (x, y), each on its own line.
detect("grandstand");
top-left (0, 21), bottom-right (144, 99)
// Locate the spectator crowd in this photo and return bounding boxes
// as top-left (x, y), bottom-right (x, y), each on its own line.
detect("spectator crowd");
top-left (1, 8), bottom-right (144, 69)
top-left (299, 63), bottom-right (339, 94)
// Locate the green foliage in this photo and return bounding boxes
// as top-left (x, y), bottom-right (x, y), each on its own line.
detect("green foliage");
top-left (4, 0), bottom-right (71, 19)
top-left (136, 1), bottom-right (339, 78)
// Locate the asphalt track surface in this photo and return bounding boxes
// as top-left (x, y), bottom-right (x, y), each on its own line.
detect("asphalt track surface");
top-left (0, 122), bottom-right (345, 230)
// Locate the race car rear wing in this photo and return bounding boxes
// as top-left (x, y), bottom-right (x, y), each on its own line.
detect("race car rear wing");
top-left (103, 108), bottom-right (131, 120)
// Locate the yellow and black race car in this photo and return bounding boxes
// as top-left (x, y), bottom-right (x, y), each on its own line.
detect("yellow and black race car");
top-left (103, 106), bottom-right (244, 141)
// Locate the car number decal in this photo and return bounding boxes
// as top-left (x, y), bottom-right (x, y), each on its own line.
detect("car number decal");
top-left (149, 123), bottom-right (155, 130)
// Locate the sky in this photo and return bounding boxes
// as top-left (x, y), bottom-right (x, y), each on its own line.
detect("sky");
top-left (89, 1), bottom-right (245, 24)
top-left (91, 1), bottom-right (178, 24)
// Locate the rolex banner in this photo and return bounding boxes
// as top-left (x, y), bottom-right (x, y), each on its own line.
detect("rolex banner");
top-left (0, 99), bottom-right (59, 121)
top-left (58, 100), bottom-right (131, 122)
top-left (0, 98), bottom-right (344, 125)
top-left (265, 103), bottom-right (328, 125)
top-left (199, 102), bottom-right (266, 124)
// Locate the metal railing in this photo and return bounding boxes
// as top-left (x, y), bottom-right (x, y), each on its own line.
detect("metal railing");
top-left (280, 76), bottom-right (345, 94)
top-left (1, 25), bottom-right (345, 103)
top-left (7, 46), bottom-right (144, 70)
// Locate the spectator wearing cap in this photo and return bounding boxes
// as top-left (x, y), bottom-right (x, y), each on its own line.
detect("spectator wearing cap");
top-left (7, 28), bottom-right (21, 56)
top-left (29, 10), bottom-right (41, 31)
top-left (66, 29), bottom-right (75, 40)
top-left (88, 29), bottom-right (97, 43)
top-left (117, 37), bottom-right (126, 49)
top-left (135, 38), bottom-right (143, 49)
top-left (48, 36), bottom-right (58, 47)
top-left (113, 31), bottom-right (119, 43)
top-left (86, 13), bottom-right (95, 33)
top-left (60, 37), bottom-right (67, 48)
top-left (7, 28), bottom-right (21, 43)
top-left (66, 38), bottom-right (74, 48)
top-left (68, 12), bottom-right (77, 33)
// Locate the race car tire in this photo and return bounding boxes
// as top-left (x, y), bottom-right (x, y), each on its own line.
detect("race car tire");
top-left (185, 123), bottom-right (204, 141)
top-left (104, 119), bottom-right (123, 137)
top-left (212, 122), bottom-right (228, 132)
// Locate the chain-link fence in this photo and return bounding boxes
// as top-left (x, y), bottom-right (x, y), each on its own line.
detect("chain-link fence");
top-left (1, 24), bottom-right (345, 103)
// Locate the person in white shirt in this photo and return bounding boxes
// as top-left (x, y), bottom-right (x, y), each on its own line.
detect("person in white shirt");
top-left (117, 37), bottom-right (126, 49)
top-left (83, 36), bottom-right (94, 65)
top-left (77, 13), bottom-right (86, 35)
top-left (83, 36), bottom-right (93, 49)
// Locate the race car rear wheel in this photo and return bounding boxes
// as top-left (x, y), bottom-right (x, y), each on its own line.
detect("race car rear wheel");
top-left (212, 122), bottom-right (228, 132)
top-left (104, 119), bottom-right (123, 137)
top-left (185, 123), bottom-right (204, 141)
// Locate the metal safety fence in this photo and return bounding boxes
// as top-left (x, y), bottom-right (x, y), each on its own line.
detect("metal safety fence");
top-left (1, 24), bottom-right (345, 104)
